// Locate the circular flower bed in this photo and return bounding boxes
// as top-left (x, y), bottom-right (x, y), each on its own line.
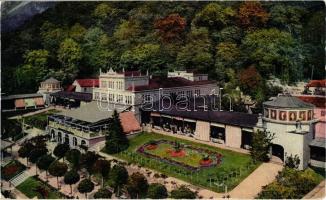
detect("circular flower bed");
top-left (146, 144), bottom-right (158, 150)
top-left (199, 159), bottom-right (213, 166)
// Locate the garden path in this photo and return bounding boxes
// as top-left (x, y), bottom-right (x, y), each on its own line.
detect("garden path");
top-left (303, 180), bottom-right (325, 199)
top-left (228, 162), bottom-right (283, 198)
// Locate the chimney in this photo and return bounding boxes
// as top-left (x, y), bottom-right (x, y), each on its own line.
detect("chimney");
top-left (256, 113), bottom-right (263, 128)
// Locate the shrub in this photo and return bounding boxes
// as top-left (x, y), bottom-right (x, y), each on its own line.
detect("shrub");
top-left (147, 183), bottom-right (168, 199)
top-left (171, 185), bottom-right (196, 199)
top-left (93, 188), bottom-right (112, 199)
top-left (126, 172), bottom-right (149, 198)
top-left (77, 179), bottom-right (94, 199)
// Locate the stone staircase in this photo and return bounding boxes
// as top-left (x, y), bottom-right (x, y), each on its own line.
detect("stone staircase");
top-left (9, 170), bottom-right (30, 187)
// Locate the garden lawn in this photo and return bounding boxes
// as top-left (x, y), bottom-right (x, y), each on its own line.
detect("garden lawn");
top-left (24, 109), bottom-right (61, 130)
top-left (16, 176), bottom-right (65, 199)
top-left (103, 132), bottom-right (260, 192)
top-left (1, 160), bottom-right (26, 181)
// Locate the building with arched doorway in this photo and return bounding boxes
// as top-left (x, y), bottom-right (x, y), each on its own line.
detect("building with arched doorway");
top-left (262, 95), bottom-right (317, 169)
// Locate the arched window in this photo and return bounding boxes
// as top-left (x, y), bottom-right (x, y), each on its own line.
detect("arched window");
top-left (73, 137), bottom-right (78, 146)
top-left (51, 129), bottom-right (55, 140)
top-left (81, 140), bottom-right (86, 146)
top-left (58, 132), bottom-right (62, 143)
top-left (64, 134), bottom-right (69, 144)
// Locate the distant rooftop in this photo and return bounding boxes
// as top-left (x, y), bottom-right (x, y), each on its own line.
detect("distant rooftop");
top-left (127, 77), bottom-right (216, 92)
top-left (263, 95), bottom-right (314, 109)
top-left (296, 95), bottom-right (326, 108)
top-left (75, 79), bottom-right (99, 87)
top-left (2, 93), bottom-right (43, 100)
top-left (58, 101), bottom-right (114, 123)
top-left (51, 91), bottom-right (93, 102)
top-left (306, 80), bottom-right (326, 88)
top-left (42, 77), bottom-right (60, 83)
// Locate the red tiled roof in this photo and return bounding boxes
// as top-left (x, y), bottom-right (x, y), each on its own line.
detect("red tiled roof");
top-left (127, 77), bottom-right (216, 91)
top-left (76, 79), bottom-right (99, 87)
top-left (306, 80), bottom-right (326, 88)
top-left (15, 99), bottom-right (25, 108)
top-left (296, 96), bottom-right (326, 108)
top-left (66, 85), bottom-right (76, 92)
top-left (119, 112), bottom-right (141, 134)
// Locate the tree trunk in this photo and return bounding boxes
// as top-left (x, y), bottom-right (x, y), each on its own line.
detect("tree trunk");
top-left (85, 193), bottom-right (87, 199)
top-left (70, 184), bottom-right (72, 195)
top-left (35, 166), bottom-right (38, 175)
top-left (101, 176), bottom-right (104, 188)
top-left (46, 171), bottom-right (48, 181)
top-left (57, 176), bottom-right (59, 189)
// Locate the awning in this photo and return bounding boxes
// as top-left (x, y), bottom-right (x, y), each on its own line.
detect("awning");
top-left (150, 112), bottom-right (161, 117)
top-left (211, 122), bottom-right (225, 128)
top-left (242, 128), bottom-right (254, 132)
top-left (183, 118), bottom-right (196, 123)
top-left (310, 138), bottom-right (326, 148)
top-left (173, 116), bottom-right (183, 121)
top-left (15, 99), bottom-right (25, 108)
top-left (161, 114), bottom-right (172, 118)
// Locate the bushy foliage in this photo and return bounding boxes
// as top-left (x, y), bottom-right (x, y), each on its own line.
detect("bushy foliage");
top-left (53, 143), bottom-right (70, 160)
top-left (147, 183), bottom-right (168, 199)
top-left (77, 179), bottom-right (94, 198)
top-left (93, 188), bottom-right (112, 199)
top-left (105, 110), bottom-right (129, 154)
top-left (257, 168), bottom-right (322, 199)
top-left (250, 130), bottom-right (274, 162)
top-left (108, 164), bottom-right (129, 194)
top-left (126, 172), bottom-right (149, 198)
top-left (170, 185), bottom-right (197, 199)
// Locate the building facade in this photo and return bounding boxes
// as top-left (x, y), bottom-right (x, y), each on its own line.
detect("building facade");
top-left (92, 68), bottom-right (218, 119)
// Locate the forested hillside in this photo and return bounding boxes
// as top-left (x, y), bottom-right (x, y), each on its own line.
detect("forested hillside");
top-left (2, 1), bottom-right (325, 105)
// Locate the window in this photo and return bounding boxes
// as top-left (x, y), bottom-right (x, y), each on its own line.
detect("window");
top-left (143, 94), bottom-right (151, 102)
top-left (194, 89), bottom-right (200, 96)
top-left (101, 93), bottom-right (107, 101)
top-left (101, 80), bottom-right (107, 88)
top-left (186, 90), bottom-right (193, 97)
top-left (81, 140), bottom-right (86, 146)
top-left (125, 95), bottom-right (132, 104)
top-left (109, 93), bottom-right (115, 102)
top-left (117, 94), bottom-right (123, 103)
top-left (73, 137), bottom-right (78, 146)
top-left (94, 92), bottom-right (100, 100)
top-left (58, 132), bottom-right (62, 143)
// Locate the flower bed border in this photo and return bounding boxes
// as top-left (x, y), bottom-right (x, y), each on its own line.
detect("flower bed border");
top-left (137, 139), bottom-right (223, 171)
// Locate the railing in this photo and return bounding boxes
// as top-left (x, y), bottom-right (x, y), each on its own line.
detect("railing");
top-left (48, 121), bottom-right (105, 139)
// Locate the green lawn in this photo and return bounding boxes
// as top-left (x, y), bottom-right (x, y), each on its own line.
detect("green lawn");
top-left (1, 160), bottom-right (26, 181)
top-left (103, 132), bottom-right (260, 192)
top-left (16, 176), bottom-right (65, 199)
top-left (24, 109), bottom-right (61, 130)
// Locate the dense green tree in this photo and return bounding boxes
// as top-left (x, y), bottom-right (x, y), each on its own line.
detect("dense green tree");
top-left (48, 161), bottom-right (68, 189)
top-left (241, 28), bottom-right (303, 83)
top-left (77, 179), bottom-right (94, 199)
top-left (64, 169), bottom-right (80, 195)
top-left (147, 183), bottom-right (168, 199)
top-left (284, 154), bottom-right (300, 169)
top-left (193, 3), bottom-right (235, 30)
top-left (93, 188), bottom-right (112, 199)
top-left (93, 159), bottom-right (110, 188)
top-left (69, 23), bottom-right (87, 42)
top-left (250, 130), bottom-right (274, 162)
top-left (65, 149), bottom-right (81, 169)
top-left (28, 147), bottom-right (48, 175)
top-left (237, 1), bottom-right (269, 29)
top-left (154, 14), bottom-right (186, 43)
top-left (36, 154), bottom-right (55, 181)
top-left (53, 143), bottom-right (70, 160)
top-left (120, 43), bottom-right (162, 72)
top-left (18, 142), bottom-right (35, 166)
top-left (108, 164), bottom-right (128, 195)
top-left (176, 27), bottom-right (213, 72)
top-left (57, 38), bottom-right (82, 83)
top-left (80, 151), bottom-right (99, 177)
top-left (105, 110), bottom-right (129, 154)
top-left (170, 185), bottom-right (197, 199)
top-left (126, 172), bottom-right (149, 199)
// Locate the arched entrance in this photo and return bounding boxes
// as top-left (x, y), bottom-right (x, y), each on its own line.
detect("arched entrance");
top-left (272, 144), bottom-right (284, 161)
top-left (51, 129), bottom-right (55, 141)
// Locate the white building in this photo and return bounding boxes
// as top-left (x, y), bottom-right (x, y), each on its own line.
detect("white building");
top-left (93, 68), bottom-right (218, 119)
top-left (261, 95), bottom-right (317, 170)
top-left (37, 77), bottom-right (62, 105)
top-left (167, 70), bottom-right (208, 81)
